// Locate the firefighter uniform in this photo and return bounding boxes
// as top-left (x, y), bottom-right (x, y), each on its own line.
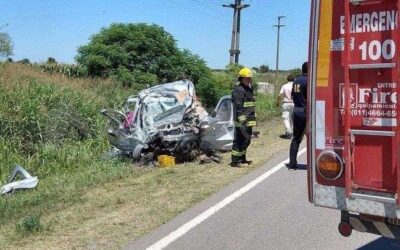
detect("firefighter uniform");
top-left (231, 68), bottom-right (257, 167)
top-left (288, 62), bottom-right (308, 170)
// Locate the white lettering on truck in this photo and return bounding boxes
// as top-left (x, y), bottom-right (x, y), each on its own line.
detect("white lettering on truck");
top-left (340, 10), bottom-right (398, 34)
top-left (358, 88), bottom-right (397, 104)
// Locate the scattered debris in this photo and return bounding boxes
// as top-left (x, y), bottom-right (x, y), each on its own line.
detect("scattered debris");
top-left (1, 165), bottom-right (39, 195)
top-left (198, 153), bottom-right (222, 164)
top-left (252, 130), bottom-right (261, 138)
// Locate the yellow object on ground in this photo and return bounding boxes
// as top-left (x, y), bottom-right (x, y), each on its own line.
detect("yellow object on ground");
top-left (157, 155), bottom-right (176, 168)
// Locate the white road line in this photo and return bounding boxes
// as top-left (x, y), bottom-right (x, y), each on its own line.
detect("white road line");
top-left (146, 148), bottom-right (307, 250)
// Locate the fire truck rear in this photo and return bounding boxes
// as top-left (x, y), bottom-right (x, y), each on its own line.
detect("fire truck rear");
top-left (308, 0), bottom-right (400, 238)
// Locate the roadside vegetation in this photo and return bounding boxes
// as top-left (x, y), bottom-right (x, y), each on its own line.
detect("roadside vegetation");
top-left (0, 62), bottom-right (291, 249)
top-left (0, 22), bottom-right (298, 249)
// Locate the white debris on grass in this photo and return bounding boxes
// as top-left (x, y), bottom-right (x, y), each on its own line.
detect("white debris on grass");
top-left (0, 165), bottom-right (39, 195)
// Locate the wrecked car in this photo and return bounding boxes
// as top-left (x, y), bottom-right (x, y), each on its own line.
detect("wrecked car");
top-left (101, 80), bottom-right (209, 162)
top-left (101, 81), bottom-right (236, 163)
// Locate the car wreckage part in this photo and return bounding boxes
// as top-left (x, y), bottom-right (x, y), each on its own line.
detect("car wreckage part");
top-left (1, 165), bottom-right (39, 195)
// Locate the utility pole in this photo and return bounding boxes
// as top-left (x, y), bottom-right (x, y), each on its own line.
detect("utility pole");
top-left (223, 0), bottom-right (249, 64)
top-left (273, 16), bottom-right (285, 81)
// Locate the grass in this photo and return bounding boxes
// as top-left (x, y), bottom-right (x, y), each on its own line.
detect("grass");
top-left (0, 63), bottom-right (288, 249)
top-left (0, 117), bottom-right (290, 250)
top-left (15, 215), bottom-right (43, 235)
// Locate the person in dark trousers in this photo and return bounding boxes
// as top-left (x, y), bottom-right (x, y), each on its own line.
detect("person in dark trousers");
top-left (230, 67), bottom-right (257, 168)
top-left (287, 62), bottom-right (308, 170)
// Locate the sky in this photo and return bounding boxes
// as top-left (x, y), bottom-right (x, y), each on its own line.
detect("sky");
top-left (1, 0), bottom-right (311, 70)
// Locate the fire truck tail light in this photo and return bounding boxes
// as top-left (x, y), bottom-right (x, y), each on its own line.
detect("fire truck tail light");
top-left (317, 150), bottom-right (344, 180)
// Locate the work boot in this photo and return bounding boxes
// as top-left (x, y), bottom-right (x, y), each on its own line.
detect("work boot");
top-left (285, 163), bottom-right (297, 170)
top-left (231, 162), bottom-right (249, 168)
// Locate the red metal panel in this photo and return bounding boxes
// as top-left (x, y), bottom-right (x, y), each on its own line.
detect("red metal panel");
top-left (314, 0), bottom-right (399, 195)
top-left (396, 0), bottom-right (400, 205)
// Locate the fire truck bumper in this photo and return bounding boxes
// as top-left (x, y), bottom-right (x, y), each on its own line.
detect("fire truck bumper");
top-left (341, 211), bottom-right (400, 239)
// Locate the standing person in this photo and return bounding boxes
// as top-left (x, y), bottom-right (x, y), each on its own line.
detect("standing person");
top-left (287, 62), bottom-right (308, 170)
top-left (277, 75), bottom-right (294, 139)
top-left (230, 67), bottom-right (257, 168)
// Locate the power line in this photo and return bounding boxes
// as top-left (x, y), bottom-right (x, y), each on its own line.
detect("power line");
top-left (167, 0), bottom-right (231, 25)
top-left (223, 0), bottom-right (250, 64)
top-left (273, 16), bottom-right (285, 82)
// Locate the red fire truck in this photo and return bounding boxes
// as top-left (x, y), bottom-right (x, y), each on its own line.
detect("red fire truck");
top-left (308, 0), bottom-right (400, 238)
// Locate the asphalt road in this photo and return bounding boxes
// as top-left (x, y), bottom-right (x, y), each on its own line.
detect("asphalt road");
top-left (128, 149), bottom-right (400, 250)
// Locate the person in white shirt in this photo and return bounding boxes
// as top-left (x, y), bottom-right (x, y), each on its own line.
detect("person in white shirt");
top-left (277, 75), bottom-right (294, 139)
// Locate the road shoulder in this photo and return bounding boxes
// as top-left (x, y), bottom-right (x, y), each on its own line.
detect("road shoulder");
top-left (127, 146), bottom-right (298, 250)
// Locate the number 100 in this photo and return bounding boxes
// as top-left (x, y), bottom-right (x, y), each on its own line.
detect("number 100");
top-left (359, 39), bottom-right (396, 61)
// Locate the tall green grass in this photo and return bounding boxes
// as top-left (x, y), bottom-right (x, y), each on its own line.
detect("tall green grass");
top-left (0, 63), bottom-right (135, 225)
top-left (256, 93), bottom-right (280, 121)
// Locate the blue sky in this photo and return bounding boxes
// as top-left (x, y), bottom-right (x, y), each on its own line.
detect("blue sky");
top-left (1, 0), bottom-right (311, 70)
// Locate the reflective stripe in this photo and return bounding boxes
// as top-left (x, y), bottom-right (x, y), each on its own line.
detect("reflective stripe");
top-left (247, 121), bottom-right (257, 127)
top-left (243, 102), bottom-right (255, 107)
top-left (234, 122), bottom-right (242, 127)
top-left (231, 150), bottom-right (246, 156)
top-left (238, 115), bottom-right (246, 122)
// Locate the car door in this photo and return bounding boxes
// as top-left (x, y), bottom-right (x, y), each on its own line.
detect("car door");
top-left (201, 96), bottom-right (234, 151)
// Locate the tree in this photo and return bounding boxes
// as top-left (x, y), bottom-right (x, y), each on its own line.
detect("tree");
top-left (288, 68), bottom-right (302, 78)
top-left (75, 23), bottom-right (211, 85)
top-left (46, 57), bottom-right (57, 64)
top-left (259, 64), bottom-right (269, 73)
top-left (0, 31), bottom-right (13, 58)
top-left (18, 58), bottom-right (30, 64)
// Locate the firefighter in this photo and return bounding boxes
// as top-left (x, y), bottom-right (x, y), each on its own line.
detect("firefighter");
top-left (230, 67), bottom-right (257, 168)
top-left (287, 62), bottom-right (308, 170)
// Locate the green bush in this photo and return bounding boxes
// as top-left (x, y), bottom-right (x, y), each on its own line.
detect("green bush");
top-left (196, 76), bottom-right (229, 108)
top-left (76, 23), bottom-right (212, 85)
top-left (15, 215), bottom-right (42, 234)
top-left (130, 69), bottom-right (158, 87)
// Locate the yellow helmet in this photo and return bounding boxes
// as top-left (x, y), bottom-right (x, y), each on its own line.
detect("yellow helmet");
top-left (238, 67), bottom-right (253, 78)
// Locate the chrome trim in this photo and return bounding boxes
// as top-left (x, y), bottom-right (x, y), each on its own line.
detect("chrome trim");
top-left (350, 129), bottom-right (395, 137)
top-left (350, 193), bottom-right (397, 204)
top-left (349, 63), bottom-right (396, 69)
top-left (316, 150), bottom-right (344, 181)
top-left (350, 0), bottom-right (381, 5)
top-left (310, 0), bottom-right (321, 204)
